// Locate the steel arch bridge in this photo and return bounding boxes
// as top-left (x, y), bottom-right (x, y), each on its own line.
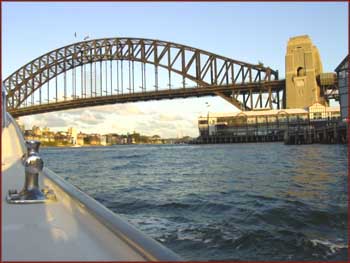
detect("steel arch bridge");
top-left (3, 37), bottom-right (285, 117)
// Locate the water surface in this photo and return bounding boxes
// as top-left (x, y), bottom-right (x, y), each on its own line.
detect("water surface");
top-left (41, 143), bottom-right (348, 261)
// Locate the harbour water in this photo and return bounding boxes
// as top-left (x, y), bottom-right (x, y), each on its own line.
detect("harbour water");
top-left (41, 143), bottom-right (348, 261)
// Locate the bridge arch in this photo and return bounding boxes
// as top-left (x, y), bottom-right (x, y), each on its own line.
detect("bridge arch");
top-left (3, 37), bottom-right (280, 115)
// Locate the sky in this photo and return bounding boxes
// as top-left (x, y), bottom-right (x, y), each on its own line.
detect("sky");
top-left (2, 2), bottom-right (348, 138)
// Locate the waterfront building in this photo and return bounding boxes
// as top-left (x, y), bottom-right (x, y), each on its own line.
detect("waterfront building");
top-left (54, 131), bottom-right (69, 144)
top-left (308, 103), bottom-right (341, 121)
top-left (24, 130), bottom-right (38, 141)
top-left (86, 134), bottom-right (101, 145)
top-left (198, 108), bottom-right (308, 137)
top-left (68, 127), bottom-right (78, 144)
top-left (150, 135), bottom-right (162, 144)
top-left (105, 134), bottom-right (113, 145)
top-left (127, 134), bottom-right (136, 144)
top-left (32, 125), bottom-right (42, 136)
top-left (105, 133), bottom-right (121, 145)
top-left (41, 129), bottom-right (55, 143)
top-left (198, 104), bottom-right (340, 139)
top-left (121, 136), bottom-right (128, 144)
top-left (100, 135), bottom-right (108, 146)
top-left (77, 132), bottom-right (86, 146)
top-left (335, 55), bottom-right (349, 121)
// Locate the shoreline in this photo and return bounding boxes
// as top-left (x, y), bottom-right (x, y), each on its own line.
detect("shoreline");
top-left (40, 142), bottom-right (183, 148)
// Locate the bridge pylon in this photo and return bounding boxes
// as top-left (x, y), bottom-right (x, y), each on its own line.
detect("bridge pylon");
top-left (285, 35), bottom-right (326, 108)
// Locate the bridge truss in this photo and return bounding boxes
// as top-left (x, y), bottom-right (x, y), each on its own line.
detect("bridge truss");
top-left (3, 37), bottom-right (284, 117)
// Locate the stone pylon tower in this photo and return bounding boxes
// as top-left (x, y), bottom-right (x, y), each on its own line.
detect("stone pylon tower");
top-left (285, 35), bottom-right (326, 108)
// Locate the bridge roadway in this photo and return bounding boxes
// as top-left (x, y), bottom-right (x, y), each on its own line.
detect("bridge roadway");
top-left (9, 80), bottom-right (285, 117)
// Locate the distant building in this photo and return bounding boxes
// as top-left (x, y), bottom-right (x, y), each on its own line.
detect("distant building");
top-left (335, 55), bottom-right (349, 121)
top-left (127, 134), bottom-right (136, 144)
top-left (77, 132), bottom-right (86, 146)
top-left (121, 136), bottom-right (128, 144)
top-left (198, 104), bottom-right (340, 137)
top-left (114, 135), bottom-right (122, 144)
top-left (106, 133), bottom-right (121, 144)
top-left (24, 130), bottom-right (37, 140)
top-left (41, 127), bottom-right (54, 142)
top-left (100, 135), bottom-right (108, 146)
top-left (87, 134), bottom-right (101, 145)
top-left (150, 135), bottom-right (162, 144)
top-left (68, 127), bottom-right (78, 144)
top-left (32, 125), bottom-right (42, 136)
top-left (54, 131), bottom-right (69, 144)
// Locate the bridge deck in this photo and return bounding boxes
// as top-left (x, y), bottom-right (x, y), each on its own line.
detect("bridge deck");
top-left (9, 80), bottom-right (286, 117)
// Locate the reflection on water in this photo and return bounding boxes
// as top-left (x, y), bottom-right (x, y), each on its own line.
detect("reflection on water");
top-left (287, 145), bottom-right (347, 208)
top-left (287, 145), bottom-right (340, 204)
top-left (41, 143), bottom-right (348, 261)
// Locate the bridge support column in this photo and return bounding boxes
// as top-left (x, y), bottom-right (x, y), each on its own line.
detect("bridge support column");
top-left (285, 35), bottom-right (326, 108)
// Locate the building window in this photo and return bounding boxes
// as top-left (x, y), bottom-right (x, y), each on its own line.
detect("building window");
top-left (313, 112), bottom-right (322, 120)
top-left (340, 70), bottom-right (348, 79)
top-left (297, 67), bottom-right (305, 77)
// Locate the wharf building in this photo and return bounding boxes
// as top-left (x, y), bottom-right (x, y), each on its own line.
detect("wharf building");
top-left (196, 103), bottom-right (341, 144)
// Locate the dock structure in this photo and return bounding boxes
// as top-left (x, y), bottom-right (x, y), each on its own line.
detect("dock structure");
top-left (191, 119), bottom-right (346, 145)
top-left (284, 120), bottom-right (347, 145)
top-left (192, 133), bottom-right (284, 144)
top-left (192, 103), bottom-right (345, 145)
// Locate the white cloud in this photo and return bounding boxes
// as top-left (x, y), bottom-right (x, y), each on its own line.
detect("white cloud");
top-left (20, 113), bottom-right (68, 129)
top-left (84, 104), bottom-right (144, 115)
top-left (18, 96), bottom-right (238, 137)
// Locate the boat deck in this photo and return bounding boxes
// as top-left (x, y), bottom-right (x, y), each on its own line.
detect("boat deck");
top-left (2, 117), bottom-right (180, 261)
top-left (3, 162), bottom-right (147, 261)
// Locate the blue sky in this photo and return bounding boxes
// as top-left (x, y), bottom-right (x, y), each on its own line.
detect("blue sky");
top-left (2, 2), bottom-right (348, 137)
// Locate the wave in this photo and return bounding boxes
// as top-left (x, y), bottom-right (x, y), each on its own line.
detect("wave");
top-left (111, 154), bottom-right (148, 160)
top-left (309, 239), bottom-right (347, 255)
top-left (111, 162), bottom-right (146, 170)
top-left (168, 226), bottom-right (347, 261)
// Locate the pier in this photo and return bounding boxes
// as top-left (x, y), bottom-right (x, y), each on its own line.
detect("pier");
top-left (191, 118), bottom-right (347, 145)
top-left (284, 120), bottom-right (347, 145)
